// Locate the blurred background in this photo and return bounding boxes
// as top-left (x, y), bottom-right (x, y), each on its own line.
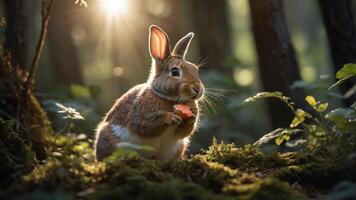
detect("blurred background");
top-left (1, 0), bottom-right (354, 153)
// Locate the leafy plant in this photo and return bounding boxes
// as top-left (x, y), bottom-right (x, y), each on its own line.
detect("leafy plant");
top-left (329, 63), bottom-right (356, 89)
top-left (247, 64), bottom-right (356, 157)
top-left (329, 63), bottom-right (356, 98)
top-left (55, 102), bottom-right (85, 134)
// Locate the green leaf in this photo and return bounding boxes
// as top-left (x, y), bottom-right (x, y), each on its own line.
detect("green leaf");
top-left (317, 103), bottom-right (328, 112)
top-left (290, 117), bottom-right (300, 128)
top-left (329, 63), bottom-right (356, 90)
top-left (244, 91), bottom-right (284, 103)
top-left (244, 91), bottom-right (295, 112)
top-left (336, 63), bottom-right (356, 79)
top-left (290, 109), bottom-right (306, 128)
top-left (285, 139), bottom-right (307, 148)
top-left (254, 128), bottom-right (303, 146)
top-left (326, 108), bottom-right (356, 132)
top-left (305, 96), bottom-right (317, 107)
top-left (275, 132), bottom-right (291, 145)
top-left (329, 76), bottom-right (353, 90)
top-left (326, 109), bottom-right (347, 129)
top-left (254, 128), bottom-right (283, 146)
top-left (305, 96), bottom-right (328, 113)
top-left (275, 137), bottom-right (284, 146)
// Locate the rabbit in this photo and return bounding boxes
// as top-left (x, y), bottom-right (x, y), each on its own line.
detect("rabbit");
top-left (94, 25), bottom-right (204, 161)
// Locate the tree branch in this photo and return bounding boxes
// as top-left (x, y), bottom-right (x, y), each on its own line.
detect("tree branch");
top-left (24, 0), bottom-right (55, 93)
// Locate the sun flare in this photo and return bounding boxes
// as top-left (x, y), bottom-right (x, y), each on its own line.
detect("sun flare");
top-left (100, 0), bottom-right (130, 16)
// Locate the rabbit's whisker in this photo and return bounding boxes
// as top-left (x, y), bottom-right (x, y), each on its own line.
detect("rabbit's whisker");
top-left (201, 94), bottom-right (217, 115)
top-left (205, 91), bottom-right (226, 102)
top-left (205, 88), bottom-right (237, 92)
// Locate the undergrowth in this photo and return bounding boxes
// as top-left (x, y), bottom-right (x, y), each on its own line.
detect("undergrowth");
top-left (1, 132), bottom-right (354, 200)
top-left (2, 135), bottom-right (305, 200)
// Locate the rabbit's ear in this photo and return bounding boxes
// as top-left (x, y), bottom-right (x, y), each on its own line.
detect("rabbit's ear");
top-left (149, 25), bottom-right (171, 62)
top-left (172, 32), bottom-right (194, 59)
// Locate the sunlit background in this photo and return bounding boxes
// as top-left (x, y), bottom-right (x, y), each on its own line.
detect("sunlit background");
top-left (100, 0), bottom-right (130, 16)
top-left (2, 0), bottom-right (342, 152)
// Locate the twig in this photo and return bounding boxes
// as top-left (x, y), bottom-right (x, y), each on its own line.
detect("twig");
top-left (17, 0), bottom-right (54, 134)
top-left (24, 0), bottom-right (55, 93)
top-left (0, 108), bottom-right (26, 131)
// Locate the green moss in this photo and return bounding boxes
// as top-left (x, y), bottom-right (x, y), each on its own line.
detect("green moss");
top-left (202, 138), bottom-right (309, 171)
top-left (0, 118), bottom-right (36, 187)
top-left (94, 177), bottom-right (233, 200)
top-left (275, 162), bottom-right (350, 188)
top-left (248, 178), bottom-right (302, 200)
top-left (202, 138), bottom-right (355, 189)
top-left (6, 136), bottom-right (355, 199)
top-left (0, 52), bottom-right (53, 161)
top-left (3, 137), bottom-right (303, 200)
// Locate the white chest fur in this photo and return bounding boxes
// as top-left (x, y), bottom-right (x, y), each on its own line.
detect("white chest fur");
top-left (111, 124), bottom-right (189, 159)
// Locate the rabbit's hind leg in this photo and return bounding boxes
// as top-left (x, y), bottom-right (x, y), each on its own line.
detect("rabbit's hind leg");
top-left (94, 122), bottom-right (118, 161)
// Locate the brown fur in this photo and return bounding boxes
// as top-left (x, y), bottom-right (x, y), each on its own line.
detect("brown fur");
top-left (95, 25), bottom-right (204, 161)
top-left (176, 142), bottom-right (186, 159)
top-left (94, 122), bottom-right (119, 161)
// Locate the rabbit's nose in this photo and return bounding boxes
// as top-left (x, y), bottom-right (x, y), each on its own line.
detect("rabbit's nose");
top-left (192, 87), bottom-right (199, 94)
top-left (191, 85), bottom-right (200, 98)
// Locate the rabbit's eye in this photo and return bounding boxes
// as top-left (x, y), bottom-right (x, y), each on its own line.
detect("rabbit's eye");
top-left (170, 67), bottom-right (181, 77)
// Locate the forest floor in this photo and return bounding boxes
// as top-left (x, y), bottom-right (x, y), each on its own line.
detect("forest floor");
top-left (1, 127), bottom-right (355, 200)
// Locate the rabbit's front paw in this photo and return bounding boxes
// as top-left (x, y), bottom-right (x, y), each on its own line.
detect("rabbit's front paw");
top-left (164, 112), bottom-right (183, 125)
top-left (190, 107), bottom-right (198, 116)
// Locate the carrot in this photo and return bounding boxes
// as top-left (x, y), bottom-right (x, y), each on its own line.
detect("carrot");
top-left (173, 104), bottom-right (194, 118)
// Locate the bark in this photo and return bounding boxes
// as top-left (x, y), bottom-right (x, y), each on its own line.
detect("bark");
top-left (249, 0), bottom-right (305, 128)
top-left (48, 0), bottom-right (83, 85)
top-left (191, 0), bottom-right (232, 72)
top-left (318, 0), bottom-right (356, 106)
top-left (4, 0), bottom-right (27, 68)
top-left (0, 0), bottom-right (54, 162)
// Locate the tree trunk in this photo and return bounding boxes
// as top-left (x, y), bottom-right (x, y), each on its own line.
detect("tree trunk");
top-left (0, 53), bottom-right (53, 180)
top-left (4, 0), bottom-right (27, 69)
top-left (318, 0), bottom-right (356, 106)
top-left (249, 0), bottom-right (305, 128)
top-left (1, 1), bottom-right (53, 164)
top-left (191, 0), bottom-right (232, 72)
top-left (48, 0), bottom-right (83, 85)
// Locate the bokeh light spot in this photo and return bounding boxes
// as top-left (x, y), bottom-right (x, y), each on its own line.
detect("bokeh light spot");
top-left (113, 66), bottom-right (124, 77)
top-left (301, 66), bottom-right (316, 82)
top-left (234, 68), bottom-right (254, 86)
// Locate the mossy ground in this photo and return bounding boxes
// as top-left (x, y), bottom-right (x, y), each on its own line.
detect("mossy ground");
top-left (0, 52), bottom-right (53, 162)
top-left (1, 135), bottom-right (355, 200)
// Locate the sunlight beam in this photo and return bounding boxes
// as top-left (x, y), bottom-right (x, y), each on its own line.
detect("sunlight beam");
top-left (100, 0), bottom-right (130, 16)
